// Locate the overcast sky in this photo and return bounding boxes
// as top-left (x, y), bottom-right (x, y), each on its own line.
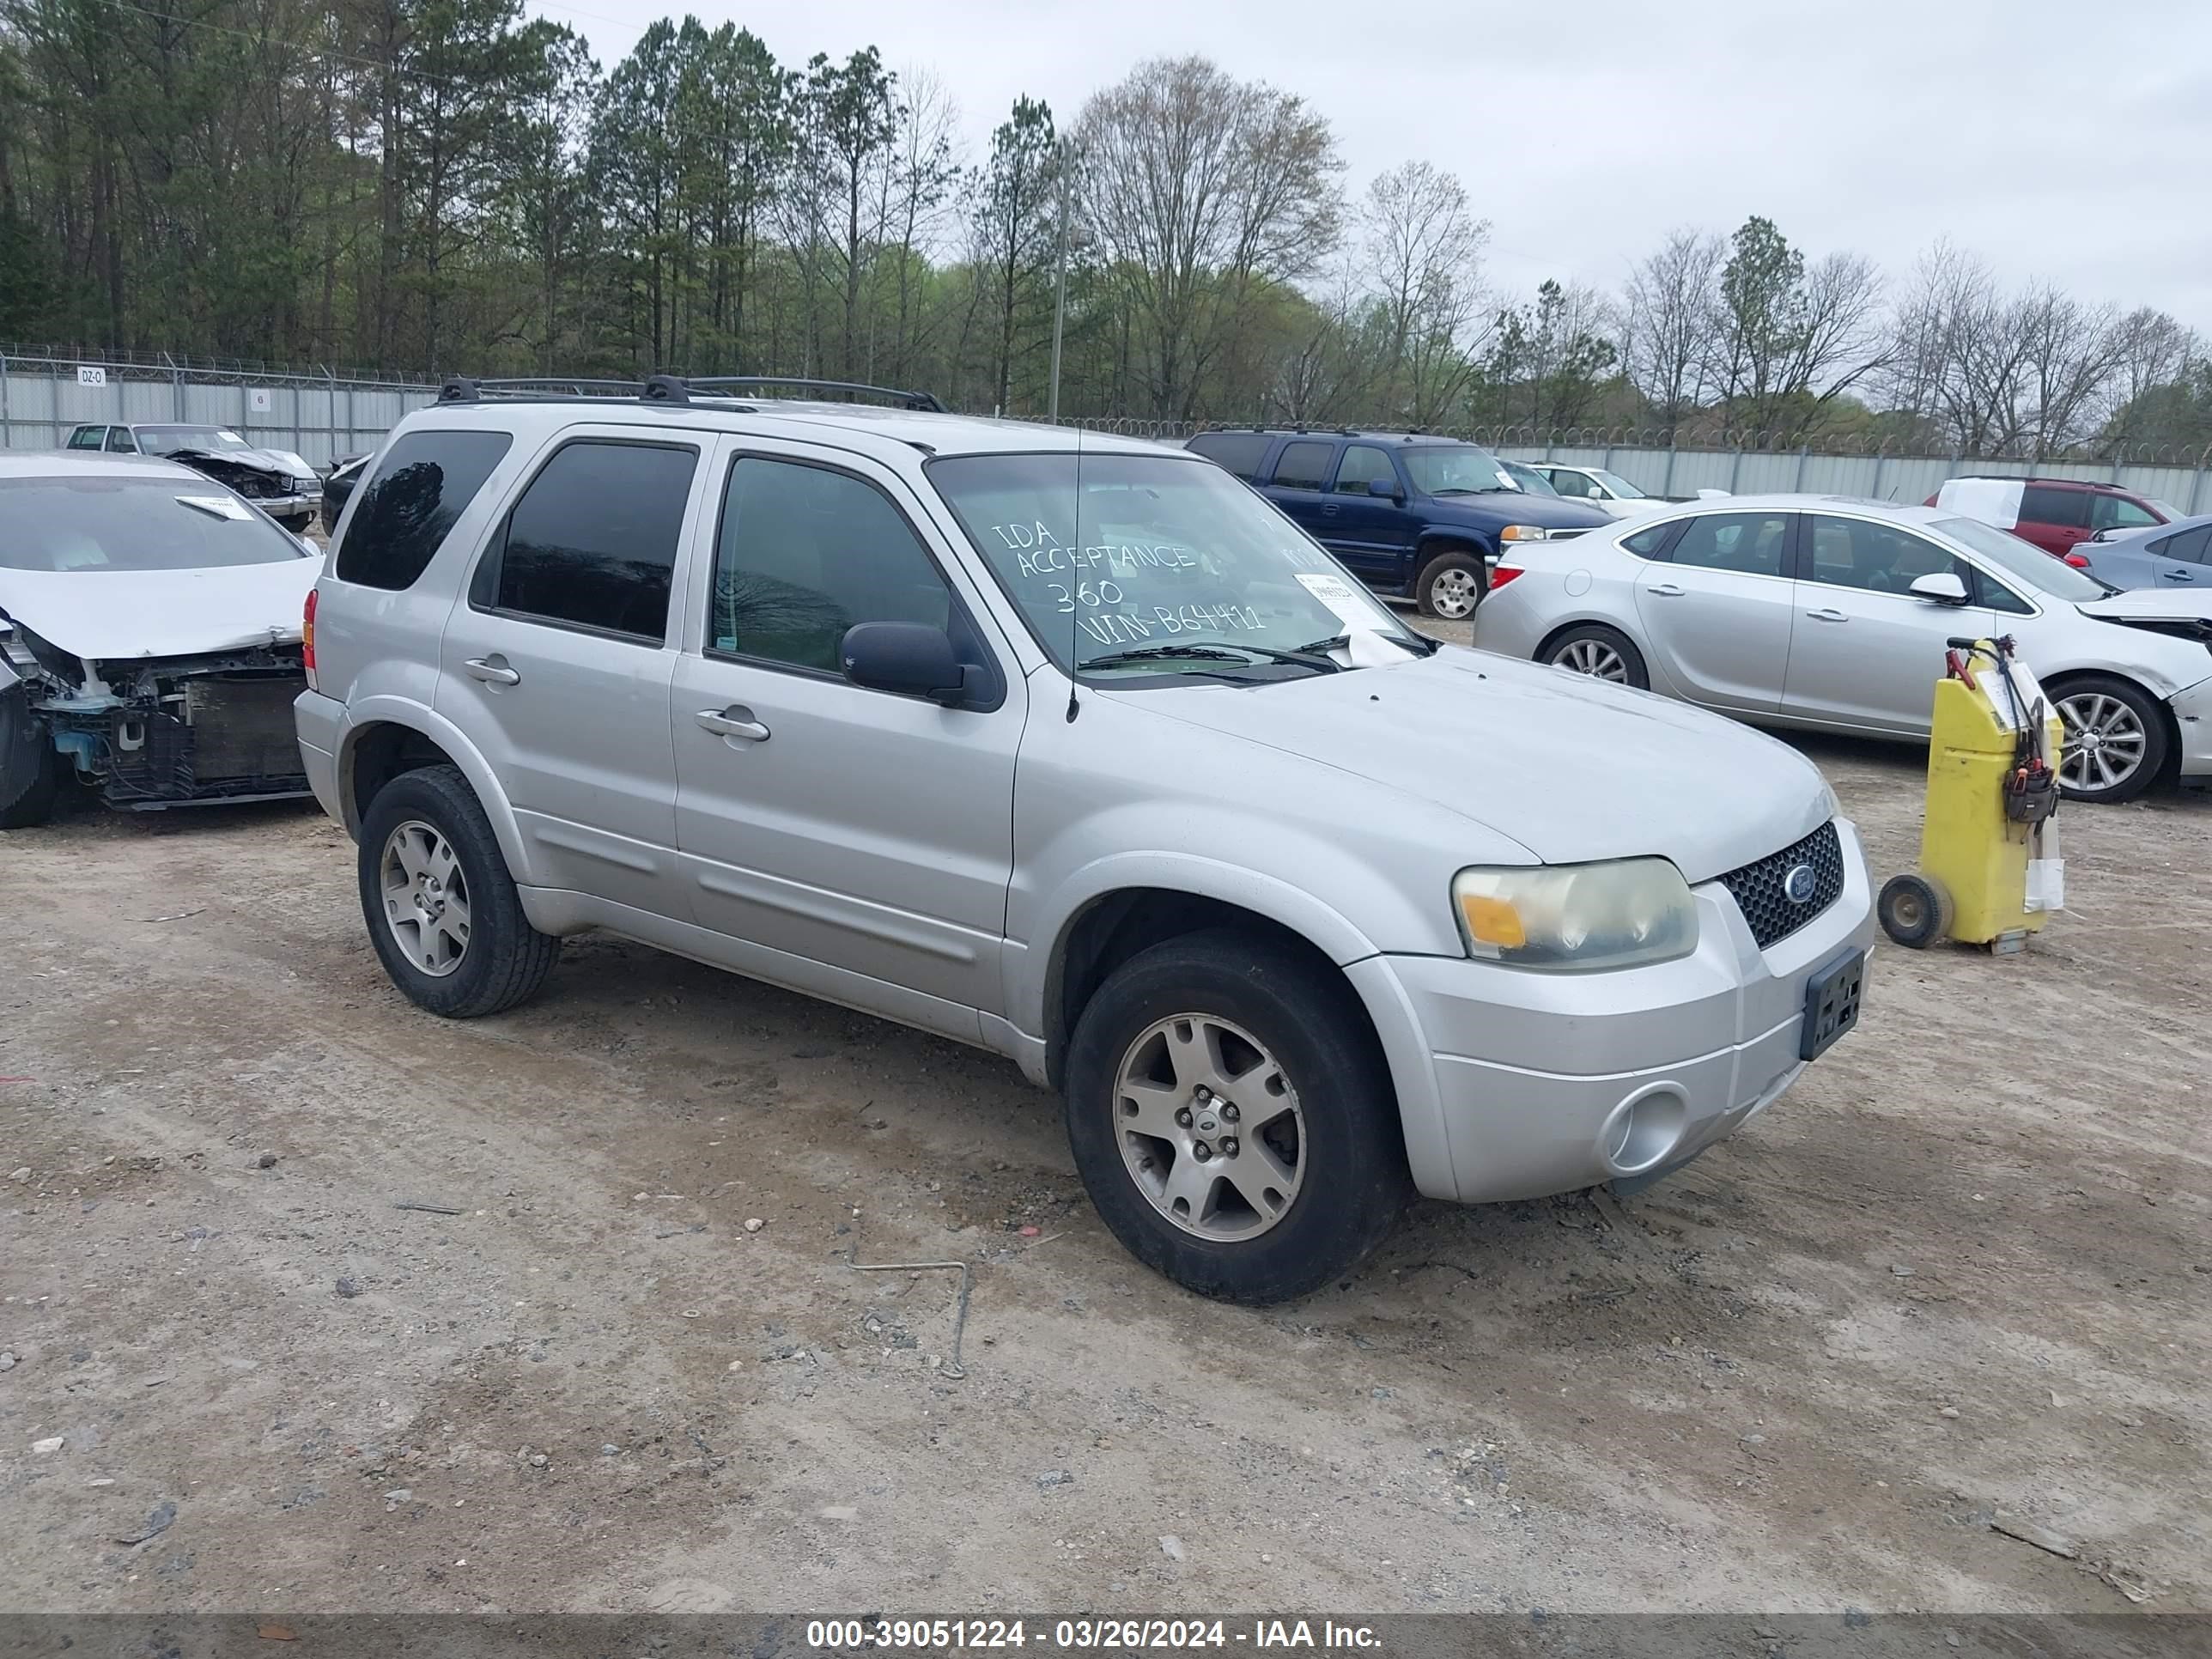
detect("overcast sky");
top-left (525, 0), bottom-right (2212, 335)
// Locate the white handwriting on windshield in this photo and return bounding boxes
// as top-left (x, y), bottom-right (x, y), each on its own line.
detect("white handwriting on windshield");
top-left (1079, 604), bottom-right (1263, 647)
top-left (988, 519), bottom-right (1201, 578)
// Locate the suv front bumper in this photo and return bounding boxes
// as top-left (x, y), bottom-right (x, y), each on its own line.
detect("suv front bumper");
top-left (1352, 818), bottom-right (1876, 1205)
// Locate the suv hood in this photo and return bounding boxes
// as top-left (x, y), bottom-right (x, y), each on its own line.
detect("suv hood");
top-left (1117, 649), bottom-right (1832, 883)
top-left (1425, 493), bottom-right (1613, 532)
top-left (0, 560), bottom-right (318, 660)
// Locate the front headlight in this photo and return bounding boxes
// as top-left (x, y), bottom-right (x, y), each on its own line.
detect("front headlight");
top-left (1498, 524), bottom-right (1551, 543)
top-left (1452, 859), bottom-right (1698, 971)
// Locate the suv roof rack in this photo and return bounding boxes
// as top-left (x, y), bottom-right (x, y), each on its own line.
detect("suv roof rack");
top-left (436, 374), bottom-right (945, 413)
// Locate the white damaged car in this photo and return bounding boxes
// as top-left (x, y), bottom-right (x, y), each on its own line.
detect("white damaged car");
top-left (1, 452), bottom-right (320, 827)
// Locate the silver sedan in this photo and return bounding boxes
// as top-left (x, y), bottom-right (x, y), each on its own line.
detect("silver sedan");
top-left (1472, 495), bottom-right (2212, 804)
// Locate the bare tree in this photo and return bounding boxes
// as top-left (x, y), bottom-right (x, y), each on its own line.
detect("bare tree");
top-left (2099, 306), bottom-right (2197, 447)
top-left (1075, 55), bottom-right (1340, 419)
top-left (1886, 243), bottom-right (2136, 457)
top-left (1622, 228), bottom-right (1722, 429)
top-left (1360, 161), bottom-right (1487, 422)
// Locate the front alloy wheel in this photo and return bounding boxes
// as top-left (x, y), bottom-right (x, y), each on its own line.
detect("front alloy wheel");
top-left (379, 818), bottom-right (472, 976)
top-left (1554, 636), bottom-right (1630, 682)
top-left (1113, 1013), bottom-right (1305, 1243)
top-left (1425, 562), bottom-right (1481, 620)
top-left (2055, 684), bottom-right (2160, 802)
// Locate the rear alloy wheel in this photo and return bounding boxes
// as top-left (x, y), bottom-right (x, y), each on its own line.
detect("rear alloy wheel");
top-left (1544, 623), bottom-right (1650, 690)
top-left (357, 763), bottom-right (560, 1017)
top-left (2052, 677), bottom-right (2166, 804)
top-left (1417, 552), bottom-right (1485, 620)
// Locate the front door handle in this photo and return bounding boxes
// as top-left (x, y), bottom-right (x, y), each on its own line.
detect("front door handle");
top-left (2161, 570), bottom-right (2194, 581)
top-left (1320, 503), bottom-right (1339, 516)
top-left (696, 707), bottom-right (769, 743)
top-left (1805, 607), bottom-right (1849, 623)
top-left (464, 655), bottom-right (520, 686)
top-left (1646, 582), bottom-right (1686, 597)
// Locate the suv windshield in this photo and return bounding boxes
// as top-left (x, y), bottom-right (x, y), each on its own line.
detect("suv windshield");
top-left (1935, 516), bottom-right (2106, 600)
top-left (927, 452), bottom-right (1425, 677)
top-left (136, 426), bottom-right (252, 456)
top-left (1590, 469), bottom-right (1645, 499)
top-left (1400, 444), bottom-right (1515, 496)
top-left (0, 476), bottom-right (311, 572)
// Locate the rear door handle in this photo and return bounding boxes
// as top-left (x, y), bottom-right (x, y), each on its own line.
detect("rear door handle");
top-left (1320, 503), bottom-right (1340, 516)
top-left (696, 707), bottom-right (770, 743)
top-left (1805, 607), bottom-right (1849, 623)
top-left (1645, 582), bottom-right (1686, 597)
top-left (464, 656), bottom-right (520, 686)
top-left (2161, 570), bottom-right (2194, 581)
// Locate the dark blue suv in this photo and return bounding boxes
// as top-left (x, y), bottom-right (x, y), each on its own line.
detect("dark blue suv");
top-left (1185, 428), bottom-right (1613, 619)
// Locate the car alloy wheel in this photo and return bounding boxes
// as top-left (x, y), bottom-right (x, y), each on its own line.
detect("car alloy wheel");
top-left (1428, 566), bottom-right (1480, 620)
top-left (1553, 637), bottom-right (1629, 681)
top-left (379, 818), bottom-right (472, 976)
top-left (2056, 691), bottom-right (2148, 795)
top-left (1111, 1012), bottom-right (1305, 1243)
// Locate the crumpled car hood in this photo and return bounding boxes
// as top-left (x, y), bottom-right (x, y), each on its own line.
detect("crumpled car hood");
top-left (2075, 588), bottom-right (2211, 625)
top-left (0, 560), bottom-right (318, 660)
top-left (1115, 647), bottom-right (1834, 883)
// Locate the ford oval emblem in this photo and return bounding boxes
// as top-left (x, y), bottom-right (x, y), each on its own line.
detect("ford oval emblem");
top-left (1783, 863), bottom-right (1819, 905)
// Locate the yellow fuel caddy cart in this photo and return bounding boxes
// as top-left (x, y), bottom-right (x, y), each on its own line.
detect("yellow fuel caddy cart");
top-left (1878, 635), bottom-right (2065, 952)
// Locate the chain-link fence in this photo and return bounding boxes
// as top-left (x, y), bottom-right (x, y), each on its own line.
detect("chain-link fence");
top-left (0, 347), bottom-right (441, 466)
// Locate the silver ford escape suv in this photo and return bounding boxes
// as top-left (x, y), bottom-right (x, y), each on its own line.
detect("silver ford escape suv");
top-left (296, 374), bottom-right (1876, 1304)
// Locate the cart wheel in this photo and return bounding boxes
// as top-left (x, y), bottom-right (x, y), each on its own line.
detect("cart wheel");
top-left (1878, 873), bottom-right (1952, 950)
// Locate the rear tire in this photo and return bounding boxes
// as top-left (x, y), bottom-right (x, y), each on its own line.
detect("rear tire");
top-left (1064, 927), bottom-right (1411, 1304)
top-left (356, 763), bottom-right (559, 1018)
top-left (1544, 623), bottom-right (1650, 690)
top-left (0, 698), bottom-right (58, 830)
top-left (1416, 550), bottom-right (1485, 621)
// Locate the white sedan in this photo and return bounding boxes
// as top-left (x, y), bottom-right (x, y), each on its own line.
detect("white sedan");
top-left (1472, 495), bottom-right (2212, 804)
top-left (1524, 463), bottom-right (1667, 518)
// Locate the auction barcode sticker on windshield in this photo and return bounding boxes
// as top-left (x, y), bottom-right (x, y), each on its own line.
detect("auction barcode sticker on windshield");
top-left (1293, 570), bottom-right (1374, 625)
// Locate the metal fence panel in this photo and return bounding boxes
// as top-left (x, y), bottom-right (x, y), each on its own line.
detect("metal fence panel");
top-left (1, 351), bottom-right (440, 465)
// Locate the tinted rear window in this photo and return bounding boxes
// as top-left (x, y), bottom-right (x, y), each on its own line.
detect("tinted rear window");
top-left (483, 441), bottom-right (697, 641)
top-left (1187, 432), bottom-right (1272, 481)
top-left (1271, 441), bottom-right (1333, 490)
top-left (2020, 485), bottom-right (2090, 529)
top-left (0, 476), bottom-right (314, 572)
top-left (335, 431), bottom-right (514, 591)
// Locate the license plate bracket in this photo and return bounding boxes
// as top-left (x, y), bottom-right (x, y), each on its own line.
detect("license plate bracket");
top-left (1800, 948), bottom-right (1865, 1060)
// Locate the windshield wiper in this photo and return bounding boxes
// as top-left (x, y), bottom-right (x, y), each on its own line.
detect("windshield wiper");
top-left (1081, 641), bottom-right (1340, 675)
top-left (1293, 630), bottom-right (1435, 659)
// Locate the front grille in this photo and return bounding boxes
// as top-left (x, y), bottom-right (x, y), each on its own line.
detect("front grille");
top-left (1718, 821), bottom-right (1844, 950)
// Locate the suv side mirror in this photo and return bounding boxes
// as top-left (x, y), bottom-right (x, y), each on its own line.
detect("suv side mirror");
top-left (1367, 477), bottom-right (1401, 499)
top-left (1908, 572), bottom-right (1969, 605)
top-left (841, 621), bottom-right (971, 707)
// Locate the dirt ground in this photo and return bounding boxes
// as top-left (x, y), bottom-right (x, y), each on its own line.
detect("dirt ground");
top-left (3, 661), bottom-right (2208, 1616)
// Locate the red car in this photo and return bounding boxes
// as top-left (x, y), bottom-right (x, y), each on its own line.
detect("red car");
top-left (1926, 476), bottom-right (2181, 563)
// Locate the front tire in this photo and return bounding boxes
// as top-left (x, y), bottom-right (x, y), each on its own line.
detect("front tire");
top-left (1544, 623), bottom-right (1650, 690)
top-left (356, 763), bottom-right (559, 1018)
top-left (2051, 676), bottom-right (2166, 804)
top-left (1416, 550), bottom-right (1486, 621)
top-left (1064, 927), bottom-right (1411, 1304)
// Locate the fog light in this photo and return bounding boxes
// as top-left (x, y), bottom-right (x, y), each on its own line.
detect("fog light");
top-left (1598, 1085), bottom-right (1687, 1175)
